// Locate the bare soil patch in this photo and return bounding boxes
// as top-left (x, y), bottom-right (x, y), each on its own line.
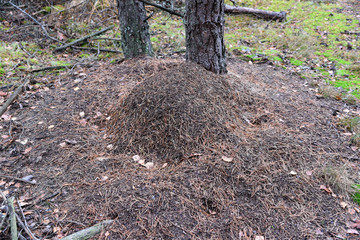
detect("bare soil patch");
top-left (1, 58), bottom-right (360, 239)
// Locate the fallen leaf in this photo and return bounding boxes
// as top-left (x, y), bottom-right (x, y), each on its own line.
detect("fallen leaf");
top-left (132, 155), bottom-right (141, 162)
top-left (319, 185), bottom-right (333, 194)
top-left (1, 135), bottom-right (9, 139)
top-left (38, 121), bottom-right (43, 125)
top-left (138, 159), bottom-right (145, 165)
top-left (59, 142), bottom-right (67, 148)
top-left (101, 176), bottom-right (108, 181)
top-left (0, 91), bottom-right (7, 96)
top-left (2, 114), bottom-right (11, 121)
top-left (161, 163), bottom-right (168, 168)
top-left (221, 156), bottom-right (233, 162)
top-left (24, 147), bottom-right (32, 154)
top-left (79, 111), bottom-right (85, 118)
top-left (289, 171), bottom-right (297, 175)
top-left (350, 220), bottom-right (360, 229)
top-left (106, 144), bottom-right (113, 150)
top-left (315, 229), bottom-right (323, 235)
top-left (22, 175), bottom-right (33, 181)
top-left (340, 201), bottom-right (348, 209)
top-left (351, 146), bottom-right (359, 151)
top-left (255, 236), bottom-right (265, 240)
top-left (74, 87), bottom-right (80, 91)
top-left (349, 208), bottom-right (356, 215)
top-left (48, 125), bottom-right (55, 129)
top-left (53, 226), bottom-right (61, 233)
top-left (79, 119), bottom-right (87, 126)
top-left (346, 229), bottom-right (359, 235)
top-left (306, 170), bottom-right (313, 176)
top-left (145, 162), bottom-right (154, 169)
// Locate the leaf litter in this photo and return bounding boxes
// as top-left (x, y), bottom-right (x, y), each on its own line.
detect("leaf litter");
top-left (0, 58), bottom-right (359, 239)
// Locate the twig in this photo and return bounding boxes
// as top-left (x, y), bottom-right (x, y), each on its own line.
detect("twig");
top-left (8, 197), bottom-right (18, 240)
top-left (54, 25), bottom-right (114, 52)
top-left (7, 1), bottom-right (63, 43)
top-left (21, 63), bottom-right (94, 73)
top-left (61, 220), bottom-right (113, 240)
top-left (138, 0), bottom-right (184, 17)
top-left (16, 197), bottom-right (39, 240)
top-left (0, 190), bottom-right (8, 231)
top-left (71, 46), bottom-right (122, 53)
top-left (15, 213), bottom-right (39, 240)
top-left (0, 78), bottom-right (30, 118)
top-left (90, 37), bottom-right (122, 41)
top-left (0, 174), bottom-right (36, 185)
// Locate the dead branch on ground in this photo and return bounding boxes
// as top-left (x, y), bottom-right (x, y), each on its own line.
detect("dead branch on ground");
top-left (7, 1), bottom-right (63, 43)
top-left (61, 220), bottom-right (113, 240)
top-left (0, 78), bottom-right (29, 118)
top-left (54, 25), bottom-right (114, 52)
top-left (225, 4), bottom-right (286, 21)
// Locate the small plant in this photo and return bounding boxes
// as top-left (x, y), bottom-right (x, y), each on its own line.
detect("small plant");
top-left (352, 184), bottom-right (360, 205)
top-left (319, 165), bottom-right (352, 196)
top-left (0, 68), bottom-right (5, 76)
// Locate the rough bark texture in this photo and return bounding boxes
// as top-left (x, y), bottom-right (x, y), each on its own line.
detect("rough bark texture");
top-left (117, 0), bottom-right (153, 59)
top-left (185, 0), bottom-right (227, 74)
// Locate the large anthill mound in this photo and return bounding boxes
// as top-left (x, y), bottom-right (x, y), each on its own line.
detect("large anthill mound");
top-left (109, 63), bottom-right (262, 159)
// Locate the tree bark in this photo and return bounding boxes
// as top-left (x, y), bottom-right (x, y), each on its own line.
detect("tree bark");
top-left (185, 0), bottom-right (227, 74)
top-left (117, 0), bottom-right (153, 59)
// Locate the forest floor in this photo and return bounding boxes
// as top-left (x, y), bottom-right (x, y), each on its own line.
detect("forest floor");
top-left (0, 0), bottom-right (360, 239)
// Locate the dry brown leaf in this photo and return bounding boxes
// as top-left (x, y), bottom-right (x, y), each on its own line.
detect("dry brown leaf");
top-left (340, 201), bottom-right (348, 209)
top-left (145, 162), bottom-right (154, 169)
top-left (319, 185), bottom-right (333, 193)
top-left (221, 156), bottom-right (233, 162)
top-left (24, 147), bottom-right (32, 154)
top-left (79, 119), bottom-right (87, 126)
top-left (350, 220), bottom-right (360, 229)
top-left (346, 229), bottom-right (359, 234)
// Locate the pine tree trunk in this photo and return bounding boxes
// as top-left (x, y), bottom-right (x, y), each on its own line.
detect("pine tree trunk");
top-left (185, 0), bottom-right (227, 74)
top-left (117, 0), bottom-right (153, 59)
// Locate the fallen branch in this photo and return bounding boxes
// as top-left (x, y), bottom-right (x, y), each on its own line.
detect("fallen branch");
top-left (15, 213), bottom-right (39, 240)
top-left (139, 0), bottom-right (286, 22)
top-left (8, 1), bottom-right (63, 43)
top-left (72, 46), bottom-right (122, 53)
top-left (61, 220), bottom-right (113, 240)
top-left (0, 78), bottom-right (29, 118)
top-left (0, 190), bottom-right (8, 231)
top-left (8, 197), bottom-right (18, 240)
top-left (90, 37), bottom-right (122, 41)
top-left (138, 0), bottom-right (184, 17)
top-left (225, 4), bottom-right (286, 21)
top-left (0, 174), bottom-right (36, 185)
top-left (54, 25), bottom-right (114, 52)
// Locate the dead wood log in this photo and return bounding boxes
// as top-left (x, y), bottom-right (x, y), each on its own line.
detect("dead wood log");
top-left (61, 220), bottom-right (113, 240)
top-left (225, 4), bottom-right (286, 21)
top-left (139, 0), bottom-right (286, 22)
top-left (0, 78), bottom-right (29, 118)
top-left (54, 25), bottom-right (114, 52)
top-left (8, 197), bottom-right (18, 240)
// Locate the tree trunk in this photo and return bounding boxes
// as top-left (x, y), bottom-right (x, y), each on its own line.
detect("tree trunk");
top-left (117, 0), bottom-right (153, 59)
top-left (185, 0), bottom-right (227, 74)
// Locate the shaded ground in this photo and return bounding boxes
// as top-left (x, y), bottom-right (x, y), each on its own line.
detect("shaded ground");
top-left (1, 58), bottom-right (360, 239)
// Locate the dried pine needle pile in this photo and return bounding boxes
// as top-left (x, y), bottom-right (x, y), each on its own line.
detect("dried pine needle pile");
top-left (109, 63), bottom-right (263, 159)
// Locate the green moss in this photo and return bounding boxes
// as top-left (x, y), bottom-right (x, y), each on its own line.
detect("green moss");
top-left (290, 58), bottom-right (303, 66)
top-left (51, 61), bottom-right (71, 66)
top-left (336, 69), bottom-right (351, 76)
top-left (79, 53), bottom-right (90, 58)
top-left (30, 58), bottom-right (39, 64)
top-left (0, 68), bottom-right (5, 76)
top-left (352, 184), bottom-right (360, 205)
